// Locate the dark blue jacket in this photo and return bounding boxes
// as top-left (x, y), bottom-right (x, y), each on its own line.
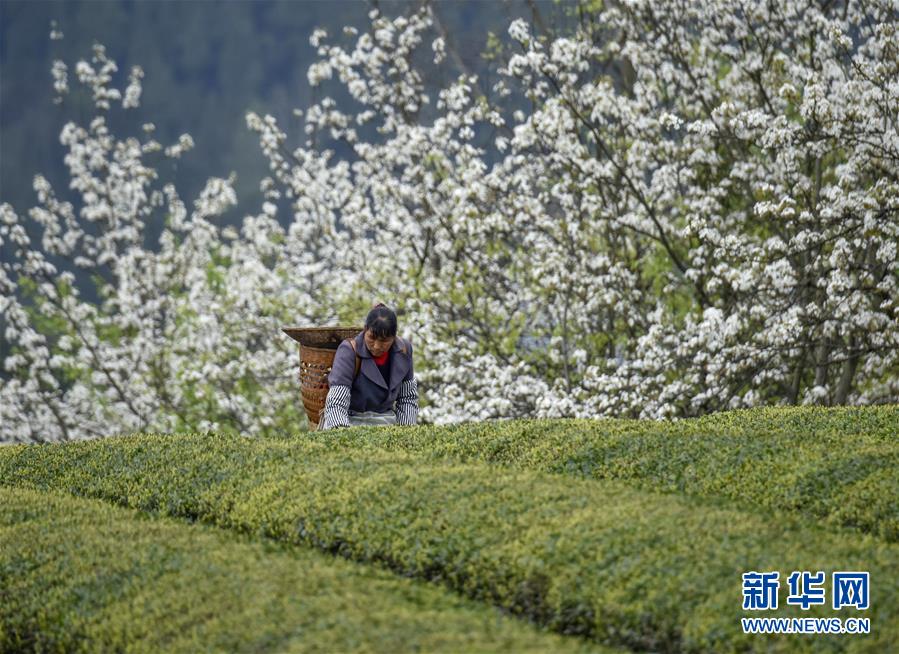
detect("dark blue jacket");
top-left (327, 331), bottom-right (414, 413)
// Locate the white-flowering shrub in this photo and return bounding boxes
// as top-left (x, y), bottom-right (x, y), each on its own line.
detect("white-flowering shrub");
top-left (1, 41), bottom-right (334, 442)
top-left (2, 1), bottom-right (897, 442)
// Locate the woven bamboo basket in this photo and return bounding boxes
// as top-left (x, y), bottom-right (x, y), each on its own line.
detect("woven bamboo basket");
top-left (282, 326), bottom-right (361, 430)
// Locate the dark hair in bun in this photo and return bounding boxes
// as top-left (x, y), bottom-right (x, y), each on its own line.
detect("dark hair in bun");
top-left (365, 303), bottom-right (397, 339)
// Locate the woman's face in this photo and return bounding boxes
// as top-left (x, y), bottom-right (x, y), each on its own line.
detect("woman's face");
top-left (364, 329), bottom-right (395, 357)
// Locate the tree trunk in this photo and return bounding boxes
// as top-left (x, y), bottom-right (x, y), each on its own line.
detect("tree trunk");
top-left (814, 339), bottom-right (831, 404)
top-left (788, 346), bottom-right (807, 405)
top-left (834, 336), bottom-right (860, 405)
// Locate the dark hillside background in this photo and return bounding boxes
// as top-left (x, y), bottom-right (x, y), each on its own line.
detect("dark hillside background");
top-left (1, 0), bottom-right (573, 233)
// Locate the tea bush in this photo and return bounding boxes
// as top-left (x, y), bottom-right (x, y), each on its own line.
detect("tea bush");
top-left (1, 412), bottom-right (895, 653)
top-left (0, 486), bottom-right (607, 654)
top-left (295, 406), bottom-right (899, 542)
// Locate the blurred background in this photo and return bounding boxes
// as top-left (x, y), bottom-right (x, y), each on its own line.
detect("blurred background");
top-left (1, 0), bottom-right (572, 233)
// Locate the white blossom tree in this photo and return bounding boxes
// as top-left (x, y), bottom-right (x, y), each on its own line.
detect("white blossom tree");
top-left (1, 40), bottom-right (329, 442)
top-left (2, 0), bottom-right (897, 443)
top-left (249, 0), bottom-right (898, 422)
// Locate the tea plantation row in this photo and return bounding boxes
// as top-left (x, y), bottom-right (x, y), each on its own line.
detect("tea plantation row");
top-left (294, 406), bottom-right (899, 542)
top-left (1, 417), bottom-right (895, 653)
top-left (0, 486), bottom-right (606, 654)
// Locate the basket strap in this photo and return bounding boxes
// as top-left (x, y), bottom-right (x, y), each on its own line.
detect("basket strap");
top-left (347, 338), bottom-right (361, 379)
top-left (347, 335), bottom-right (405, 377)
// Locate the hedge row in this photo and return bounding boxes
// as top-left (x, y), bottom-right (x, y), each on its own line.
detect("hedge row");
top-left (293, 406), bottom-right (899, 542)
top-left (1, 434), bottom-right (895, 653)
top-left (0, 486), bottom-right (607, 654)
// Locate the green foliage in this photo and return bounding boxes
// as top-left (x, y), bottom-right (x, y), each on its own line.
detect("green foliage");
top-left (302, 405), bottom-right (899, 543)
top-left (94, 320), bottom-right (139, 348)
top-left (643, 243), bottom-right (694, 325)
top-left (332, 294), bottom-right (373, 328)
top-left (1, 406), bottom-right (897, 653)
top-left (482, 31), bottom-right (505, 62)
top-left (11, 276), bottom-right (89, 388)
top-left (17, 277), bottom-right (67, 337)
top-left (0, 486), bottom-right (599, 653)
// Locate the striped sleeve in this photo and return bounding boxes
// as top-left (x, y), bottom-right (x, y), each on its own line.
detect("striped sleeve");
top-left (394, 377), bottom-right (419, 426)
top-left (320, 384), bottom-right (351, 430)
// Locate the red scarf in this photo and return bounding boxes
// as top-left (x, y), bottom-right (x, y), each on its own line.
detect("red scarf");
top-left (372, 350), bottom-right (389, 366)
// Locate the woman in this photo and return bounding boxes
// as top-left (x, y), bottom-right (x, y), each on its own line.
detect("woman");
top-left (319, 303), bottom-right (419, 429)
